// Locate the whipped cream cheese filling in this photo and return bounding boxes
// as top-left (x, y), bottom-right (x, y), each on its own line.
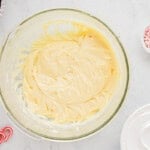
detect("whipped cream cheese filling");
top-left (22, 22), bottom-right (119, 123)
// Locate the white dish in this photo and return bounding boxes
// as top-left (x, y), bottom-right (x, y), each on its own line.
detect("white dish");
top-left (121, 104), bottom-right (150, 150)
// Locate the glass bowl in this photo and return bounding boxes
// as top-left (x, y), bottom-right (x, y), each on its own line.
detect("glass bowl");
top-left (0, 9), bottom-right (129, 141)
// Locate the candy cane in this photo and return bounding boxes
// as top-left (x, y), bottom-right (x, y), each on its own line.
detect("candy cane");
top-left (2, 127), bottom-right (13, 142)
top-left (0, 126), bottom-right (13, 144)
top-left (0, 131), bottom-right (6, 144)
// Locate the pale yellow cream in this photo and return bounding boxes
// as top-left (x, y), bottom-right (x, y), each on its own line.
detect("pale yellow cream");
top-left (23, 22), bottom-right (119, 123)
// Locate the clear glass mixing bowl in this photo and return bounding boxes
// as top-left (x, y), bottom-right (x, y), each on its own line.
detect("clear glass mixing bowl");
top-left (0, 9), bottom-right (129, 141)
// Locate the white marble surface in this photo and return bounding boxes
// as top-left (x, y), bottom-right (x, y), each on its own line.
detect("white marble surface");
top-left (0, 0), bottom-right (150, 149)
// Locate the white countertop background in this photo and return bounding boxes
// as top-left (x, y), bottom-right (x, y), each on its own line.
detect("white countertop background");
top-left (0, 0), bottom-right (150, 149)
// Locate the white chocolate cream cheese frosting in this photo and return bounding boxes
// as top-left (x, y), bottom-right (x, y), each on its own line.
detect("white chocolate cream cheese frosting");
top-left (22, 22), bottom-right (119, 123)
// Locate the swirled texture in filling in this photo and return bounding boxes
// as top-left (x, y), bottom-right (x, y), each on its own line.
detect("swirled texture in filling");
top-left (23, 22), bottom-right (119, 123)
